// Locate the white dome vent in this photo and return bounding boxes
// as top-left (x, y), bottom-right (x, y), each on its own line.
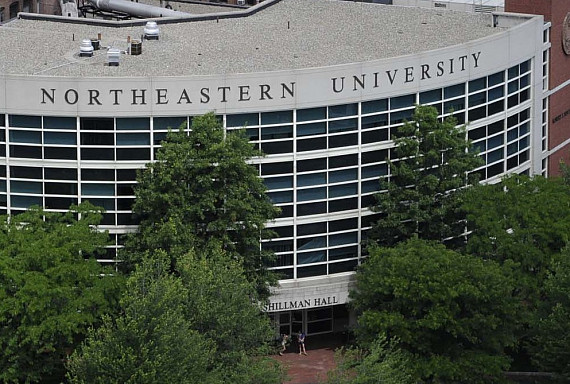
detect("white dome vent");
top-left (79, 39), bottom-right (94, 57)
top-left (143, 21), bottom-right (160, 40)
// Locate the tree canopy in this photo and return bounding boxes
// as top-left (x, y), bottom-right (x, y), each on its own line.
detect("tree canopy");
top-left (529, 247), bottom-right (570, 381)
top-left (350, 238), bottom-right (519, 383)
top-left (368, 105), bottom-right (483, 247)
top-left (125, 112), bottom-right (279, 297)
top-left (0, 204), bottom-right (124, 383)
top-left (463, 174), bottom-right (570, 305)
top-left (68, 249), bottom-right (284, 384)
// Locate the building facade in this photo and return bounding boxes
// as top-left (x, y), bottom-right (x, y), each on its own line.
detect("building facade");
top-left (0, 0), bottom-right (549, 335)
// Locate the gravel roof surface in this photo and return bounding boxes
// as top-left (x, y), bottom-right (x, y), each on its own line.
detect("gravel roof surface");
top-left (0, 0), bottom-right (523, 77)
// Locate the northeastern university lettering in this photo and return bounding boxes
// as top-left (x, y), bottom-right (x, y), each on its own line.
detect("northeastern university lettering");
top-left (34, 51), bottom-right (483, 110)
top-left (40, 83), bottom-right (296, 106)
top-left (331, 51), bottom-right (481, 93)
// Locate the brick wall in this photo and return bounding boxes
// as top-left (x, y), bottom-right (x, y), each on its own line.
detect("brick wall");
top-left (507, 0), bottom-right (570, 176)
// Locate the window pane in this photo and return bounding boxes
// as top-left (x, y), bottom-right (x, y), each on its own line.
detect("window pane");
top-left (362, 99), bottom-right (388, 114)
top-left (81, 133), bottom-right (113, 145)
top-left (44, 116), bottom-right (76, 130)
top-left (263, 176), bottom-right (293, 190)
top-left (82, 184), bottom-right (115, 196)
top-left (297, 264), bottom-right (327, 278)
top-left (329, 168), bottom-right (357, 183)
top-left (329, 133), bottom-right (357, 148)
top-left (297, 222), bottom-right (326, 236)
top-left (116, 133), bottom-right (150, 145)
top-left (328, 103), bottom-right (358, 118)
top-left (298, 236), bottom-right (326, 250)
top-left (297, 107), bottom-right (326, 122)
top-left (419, 89), bottom-right (442, 104)
top-left (298, 158), bottom-right (326, 172)
top-left (362, 114), bottom-right (388, 129)
top-left (45, 147), bottom-right (76, 160)
top-left (11, 181), bottom-right (42, 193)
top-left (80, 117), bottom-right (114, 130)
top-left (9, 115), bottom-right (41, 128)
top-left (261, 162), bottom-right (293, 175)
top-left (267, 190), bottom-right (293, 203)
top-left (261, 110), bottom-right (292, 125)
top-left (44, 131), bottom-right (76, 145)
top-left (297, 137), bottom-right (327, 152)
top-left (12, 195), bottom-right (42, 208)
top-left (297, 173), bottom-right (326, 187)
top-left (329, 154), bottom-right (358, 168)
top-left (226, 113), bottom-right (259, 127)
top-left (329, 183), bottom-right (357, 198)
top-left (297, 122), bottom-right (326, 137)
top-left (154, 116), bottom-right (187, 130)
top-left (261, 125), bottom-right (293, 140)
top-left (116, 117), bottom-right (149, 130)
top-left (297, 187), bottom-right (326, 201)
top-left (45, 168), bottom-right (77, 180)
top-left (10, 145), bottom-right (42, 159)
top-left (11, 166), bottom-right (42, 179)
top-left (329, 119), bottom-right (357, 134)
top-left (297, 250), bottom-right (326, 264)
top-left (10, 130), bottom-right (41, 144)
top-left (82, 169), bottom-right (114, 181)
top-left (390, 94), bottom-right (414, 109)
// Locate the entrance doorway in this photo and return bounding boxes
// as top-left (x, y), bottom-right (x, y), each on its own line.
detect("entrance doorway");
top-left (270, 304), bottom-right (349, 337)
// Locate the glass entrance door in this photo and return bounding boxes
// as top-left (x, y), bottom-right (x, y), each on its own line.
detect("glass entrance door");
top-left (292, 310), bottom-right (304, 335)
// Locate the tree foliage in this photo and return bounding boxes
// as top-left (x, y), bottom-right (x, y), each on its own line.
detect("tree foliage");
top-left (66, 252), bottom-right (217, 384)
top-left (0, 204), bottom-right (124, 383)
top-left (351, 238), bottom-right (519, 383)
top-left (68, 249), bottom-right (284, 384)
top-left (326, 336), bottom-right (417, 384)
top-left (464, 174), bottom-right (570, 305)
top-left (369, 105), bottom-right (483, 247)
top-left (126, 112), bottom-right (279, 297)
top-left (530, 248), bottom-right (570, 380)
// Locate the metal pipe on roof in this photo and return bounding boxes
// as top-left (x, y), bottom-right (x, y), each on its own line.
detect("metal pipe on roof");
top-left (87, 0), bottom-right (189, 18)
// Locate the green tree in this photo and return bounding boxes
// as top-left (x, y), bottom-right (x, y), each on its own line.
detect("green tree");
top-left (464, 174), bottom-right (570, 305)
top-left (68, 249), bottom-right (284, 384)
top-left (369, 105), bottom-right (483, 247)
top-left (351, 238), bottom-right (519, 383)
top-left (0, 204), bottom-right (124, 383)
top-left (326, 336), bottom-right (417, 384)
top-left (126, 112), bottom-right (279, 297)
top-left (66, 252), bottom-right (217, 384)
top-left (529, 248), bottom-right (570, 381)
top-left (176, 248), bottom-right (283, 384)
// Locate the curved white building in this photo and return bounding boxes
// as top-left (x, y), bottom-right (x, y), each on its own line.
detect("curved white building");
top-left (0, 0), bottom-right (548, 335)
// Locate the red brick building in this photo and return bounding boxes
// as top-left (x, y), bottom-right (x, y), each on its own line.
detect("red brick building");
top-left (507, 0), bottom-right (570, 176)
top-left (0, 0), bottom-right (60, 22)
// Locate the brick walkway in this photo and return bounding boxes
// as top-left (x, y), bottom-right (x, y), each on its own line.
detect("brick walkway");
top-left (271, 334), bottom-right (346, 384)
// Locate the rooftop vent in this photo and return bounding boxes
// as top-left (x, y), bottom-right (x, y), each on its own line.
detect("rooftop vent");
top-left (79, 39), bottom-right (94, 57)
top-left (143, 21), bottom-right (160, 40)
top-left (130, 40), bottom-right (142, 55)
top-left (107, 48), bottom-right (121, 66)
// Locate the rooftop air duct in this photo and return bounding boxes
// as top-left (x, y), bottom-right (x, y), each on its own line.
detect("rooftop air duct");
top-left (87, 0), bottom-right (188, 18)
top-left (107, 48), bottom-right (121, 66)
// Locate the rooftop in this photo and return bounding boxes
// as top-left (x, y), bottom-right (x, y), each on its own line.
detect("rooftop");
top-left (0, 0), bottom-right (526, 78)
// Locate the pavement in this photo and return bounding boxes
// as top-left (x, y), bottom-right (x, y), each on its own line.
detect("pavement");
top-left (271, 334), bottom-right (346, 384)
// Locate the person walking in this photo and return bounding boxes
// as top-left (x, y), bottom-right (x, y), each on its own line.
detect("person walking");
top-left (297, 331), bottom-right (307, 355)
top-left (279, 334), bottom-right (290, 356)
